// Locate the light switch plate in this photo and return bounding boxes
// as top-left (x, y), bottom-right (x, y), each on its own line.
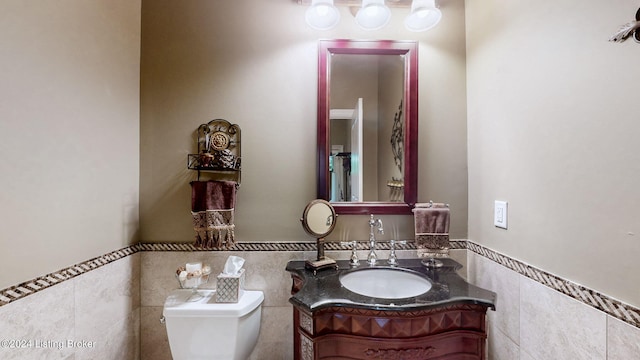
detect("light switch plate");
top-left (494, 200), bottom-right (508, 229)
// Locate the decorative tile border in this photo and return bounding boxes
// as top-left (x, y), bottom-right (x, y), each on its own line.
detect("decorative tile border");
top-left (2, 239), bottom-right (639, 331)
top-left (466, 240), bottom-right (640, 329)
top-left (0, 240), bottom-right (462, 307)
top-left (0, 245), bottom-right (141, 307)
top-left (139, 241), bottom-right (318, 252)
top-left (137, 239), bottom-right (467, 252)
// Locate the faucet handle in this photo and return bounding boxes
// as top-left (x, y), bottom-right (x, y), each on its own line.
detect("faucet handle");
top-left (387, 239), bottom-right (406, 266)
top-left (340, 241), bottom-right (360, 267)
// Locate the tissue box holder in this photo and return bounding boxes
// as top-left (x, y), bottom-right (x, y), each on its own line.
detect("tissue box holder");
top-left (216, 269), bottom-right (245, 303)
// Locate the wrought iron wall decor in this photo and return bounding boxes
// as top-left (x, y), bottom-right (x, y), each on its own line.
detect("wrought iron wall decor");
top-left (390, 100), bottom-right (404, 174)
top-left (187, 119), bottom-right (241, 182)
top-left (609, 7), bottom-right (640, 43)
top-left (387, 100), bottom-right (405, 202)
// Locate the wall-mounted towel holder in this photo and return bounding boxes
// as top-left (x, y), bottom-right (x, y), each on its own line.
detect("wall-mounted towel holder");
top-left (416, 200), bottom-right (450, 208)
top-left (413, 200), bottom-right (450, 268)
top-left (187, 119), bottom-right (241, 184)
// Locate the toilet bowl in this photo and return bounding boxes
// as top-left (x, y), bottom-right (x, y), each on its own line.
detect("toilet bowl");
top-left (163, 289), bottom-right (264, 360)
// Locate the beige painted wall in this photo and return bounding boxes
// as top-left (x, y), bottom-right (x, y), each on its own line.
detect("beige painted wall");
top-left (140, 0), bottom-right (469, 243)
top-left (330, 55), bottom-right (380, 201)
top-left (0, 1), bottom-right (141, 289)
top-left (377, 55), bottom-right (404, 201)
top-left (466, 0), bottom-right (640, 307)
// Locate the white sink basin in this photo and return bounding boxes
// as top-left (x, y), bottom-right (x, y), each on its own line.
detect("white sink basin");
top-left (339, 268), bottom-right (432, 299)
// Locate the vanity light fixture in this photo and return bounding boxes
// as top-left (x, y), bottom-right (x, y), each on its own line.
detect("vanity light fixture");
top-left (305, 0), bottom-right (341, 30)
top-left (355, 0), bottom-right (391, 30)
top-left (300, 0), bottom-right (442, 32)
top-left (404, 0), bottom-right (442, 32)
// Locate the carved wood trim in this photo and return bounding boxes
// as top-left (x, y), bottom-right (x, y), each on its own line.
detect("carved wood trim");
top-left (313, 330), bottom-right (485, 360)
top-left (363, 346), bottom-right (436, 360)
top-left (291, 274), bottom-right (304, 294)
top-left (300, 311), bottom-right (313, 334)
top-left (300, 334), bottom-right (314, 360)
top-left (312, 303), bottom-right (487, 338)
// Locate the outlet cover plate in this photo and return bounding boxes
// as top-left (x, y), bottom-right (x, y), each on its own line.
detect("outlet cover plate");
top-left (494, 200), bottom-right (508, 229)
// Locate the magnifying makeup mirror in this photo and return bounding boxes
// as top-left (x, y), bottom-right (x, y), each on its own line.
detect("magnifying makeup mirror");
top-left (300, 199), bottom-right (339, 273)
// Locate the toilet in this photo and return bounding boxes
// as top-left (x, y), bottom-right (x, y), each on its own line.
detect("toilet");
top-left (163, 289), bottom-right (264, 360)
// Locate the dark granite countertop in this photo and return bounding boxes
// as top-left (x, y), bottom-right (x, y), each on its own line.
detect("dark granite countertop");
top-left (286, 258), bottom-right (496, 312)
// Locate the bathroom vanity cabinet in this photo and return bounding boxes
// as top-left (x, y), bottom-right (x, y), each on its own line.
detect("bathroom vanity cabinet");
top-left (286, 259), bottom-right (495, 360)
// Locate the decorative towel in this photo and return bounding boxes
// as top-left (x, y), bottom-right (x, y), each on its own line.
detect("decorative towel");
top-left (413, 202), bottom-right (450, 258)
top-left (191, 180), bottom-right (237, 249)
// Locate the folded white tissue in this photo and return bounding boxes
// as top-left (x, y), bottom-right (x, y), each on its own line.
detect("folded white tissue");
top-left (223, 256), bottom-right (244, 275)
top-left (216, 256), bottom-right (245, 303)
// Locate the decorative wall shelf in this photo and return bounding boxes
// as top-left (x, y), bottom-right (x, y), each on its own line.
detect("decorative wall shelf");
top-left (187, 119), bottom-right (241, 183)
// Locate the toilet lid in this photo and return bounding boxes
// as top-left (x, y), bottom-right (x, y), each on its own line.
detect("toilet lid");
top-left (163, 289), bottom-right (264, 318)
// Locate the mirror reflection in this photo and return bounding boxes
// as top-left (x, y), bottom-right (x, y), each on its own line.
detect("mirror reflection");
top-left (300, 199), bottom-right (337, 238)
top-left (317, 40), bottom-right (418, 215)
top-left (329, 54), bottom-right (405, 202)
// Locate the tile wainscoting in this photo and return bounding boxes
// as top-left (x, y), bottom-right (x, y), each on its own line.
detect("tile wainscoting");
top-left (466, 242), bottom-right (640, 359)
top-left (0, 252), bottom-right (140, 360)
top-left (1, 241), bottom-right (638, 359)
top-left (139, 242), bottom-right (466, 360)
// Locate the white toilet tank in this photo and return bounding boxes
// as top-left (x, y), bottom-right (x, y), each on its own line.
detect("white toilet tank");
top-left (163, 289), bottom-right (264, 360)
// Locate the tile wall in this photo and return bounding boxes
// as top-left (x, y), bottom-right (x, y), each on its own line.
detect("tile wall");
top-left (1, 241), bottom-right (638, 360)
top-left (467, 244), bottom-right (640, 359)
top-left (139, 248), bottom-right (311, 360)
top-left (0, 253), bottom-right (140, 360)
top-left (138, 243), bottom-right (466, 360)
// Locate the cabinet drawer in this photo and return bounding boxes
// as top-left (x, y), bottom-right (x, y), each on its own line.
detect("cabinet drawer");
top-left (315, 331), bottom-right (485, 360)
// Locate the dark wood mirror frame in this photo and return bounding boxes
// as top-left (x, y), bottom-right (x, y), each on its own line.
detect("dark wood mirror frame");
top-left (317, 39), bottom-right (418, 215)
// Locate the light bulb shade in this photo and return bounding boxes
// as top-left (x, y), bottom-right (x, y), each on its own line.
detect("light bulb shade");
top-left (404, 0), bottom-right (442, 32)
top-left (355, 0), bottom-right (391, 30)
top-left (305, 0), bottom-right (340, 30)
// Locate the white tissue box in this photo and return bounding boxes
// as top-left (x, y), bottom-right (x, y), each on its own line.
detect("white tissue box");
top-left (216, 269), bottom-right (245, 303)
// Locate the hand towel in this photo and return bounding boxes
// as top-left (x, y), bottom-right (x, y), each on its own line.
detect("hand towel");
top-left (190, 180), bottom-right (237, 249)
top-left (413, 203), bottom-right (450, 258)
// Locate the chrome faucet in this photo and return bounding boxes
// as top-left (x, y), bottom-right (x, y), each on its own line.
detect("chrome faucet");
top-left (367, 215), bottom-right (384, 265)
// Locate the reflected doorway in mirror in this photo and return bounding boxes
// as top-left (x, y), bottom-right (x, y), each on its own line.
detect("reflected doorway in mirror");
top-left (317, 39), bottom-right (418, 215)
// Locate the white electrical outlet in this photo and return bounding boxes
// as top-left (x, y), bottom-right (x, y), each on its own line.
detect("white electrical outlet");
top-left (494, 201), bottom-right (508, 229)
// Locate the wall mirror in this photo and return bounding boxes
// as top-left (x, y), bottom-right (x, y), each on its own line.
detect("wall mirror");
top-left (317, 39), bottom-right (418, 215)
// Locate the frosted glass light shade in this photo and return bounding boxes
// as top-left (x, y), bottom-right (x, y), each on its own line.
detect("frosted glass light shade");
top-left (404, 0), bottom-right (442, 32)
top-left (355, 0), bottom-right (391, 30)
top-left (305, 0), bottom-right (340, 30)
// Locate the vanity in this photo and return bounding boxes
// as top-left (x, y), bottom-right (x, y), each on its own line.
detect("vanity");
top-left (286, 259), bottom-right (496, 360)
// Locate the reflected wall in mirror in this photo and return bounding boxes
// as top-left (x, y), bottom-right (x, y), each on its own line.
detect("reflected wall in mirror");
top-left (317, 40), bottom-right (418, 215)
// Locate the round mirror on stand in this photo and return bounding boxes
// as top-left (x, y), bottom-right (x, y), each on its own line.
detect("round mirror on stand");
top-left (301, 199), bottom-right (339, 273)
